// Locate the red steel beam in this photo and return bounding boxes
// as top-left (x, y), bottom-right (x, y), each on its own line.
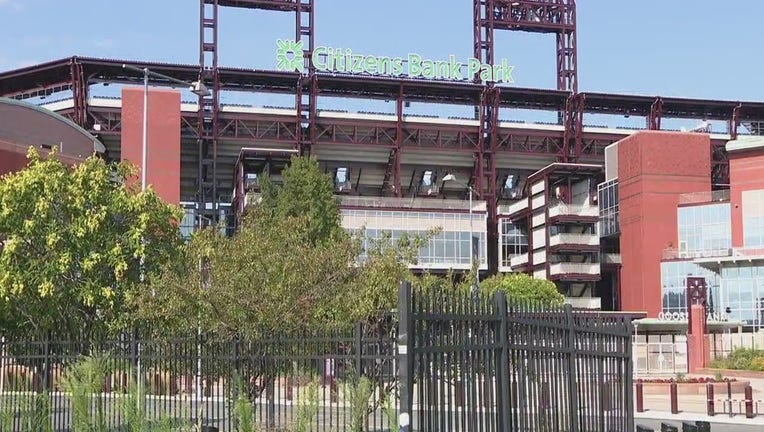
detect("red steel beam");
top-left (69, 59), bottom-right (88, 129)
top-left (198, 0), bottom-right (221, 226)
top-left (648, 97), bottom-right (663, 130)
top-left (561, 92), bottom-right (584, 162)
top-left (488, 0), bottom-right (578, 92)
top-left (730, 103), bottom-right (742, 140)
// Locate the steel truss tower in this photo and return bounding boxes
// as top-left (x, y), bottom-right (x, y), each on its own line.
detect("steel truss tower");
top-left (473, 0), bottom-right (578, 273)
top-left (196, 0), bottom-right (315, 228)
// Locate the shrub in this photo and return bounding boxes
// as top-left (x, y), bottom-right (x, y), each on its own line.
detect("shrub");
top-left (710, 348), bottom-right (764, 371)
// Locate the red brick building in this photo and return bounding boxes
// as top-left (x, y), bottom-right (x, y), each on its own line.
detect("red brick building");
top-left (0, 97), bottom-right (105, 175)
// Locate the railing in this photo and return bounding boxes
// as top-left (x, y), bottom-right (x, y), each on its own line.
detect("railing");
top-left (602, 253), bottom-right (622, 264)
top-left (504, 199), bottom-right (528, 215)
top-left (731, 247), bottom-right (764, 257)
top-left (0, 324), bottom-right (399, 432)
top-left (548, 203), bottom-right (599, 219)
top-left (565, 297), bottom-right (602, 309)
top-left (549, 262), bottom-right (600, 276)
top-left (661, 247), bottom-right (733, 260)
top-left (677, 189), bottom-right (730, 205)
top-left (340, 196), bottom-right (487, 212)
top-left (510, 253), bottom-right (529, 267)
top-left (549, 233), bottom-right (599, 247)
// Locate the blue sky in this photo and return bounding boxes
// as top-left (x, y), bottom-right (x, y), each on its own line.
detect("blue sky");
top-left (1, 0), bottom-right (763, 129)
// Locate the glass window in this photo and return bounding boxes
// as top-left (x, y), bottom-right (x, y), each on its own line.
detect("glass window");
top-left (677, 203), bottom-right (731, 255)
top-left (660, 261), bottom-right (721, 315)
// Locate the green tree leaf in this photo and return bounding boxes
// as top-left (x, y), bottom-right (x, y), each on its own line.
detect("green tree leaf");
top-left (0, 147), bottom-right (184, 338)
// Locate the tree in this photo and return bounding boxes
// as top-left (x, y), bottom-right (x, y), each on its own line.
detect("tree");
top-left (0, 147), bottom-right (184, 339)
top-left (136, 155), bottom-right (433, 338)
top-left (474, 272), bottom-right (565, 307)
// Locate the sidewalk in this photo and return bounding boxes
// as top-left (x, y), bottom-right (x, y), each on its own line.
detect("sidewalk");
top-left (636, 410), bottom-right (764, 425)
top-left (637, 375), bottom-right (764, 417)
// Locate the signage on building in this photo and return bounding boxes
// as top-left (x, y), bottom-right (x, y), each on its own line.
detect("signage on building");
top-left (276, 39), bottom-right (515, 83)
top-left (657, 311), bottom-right (729, 322)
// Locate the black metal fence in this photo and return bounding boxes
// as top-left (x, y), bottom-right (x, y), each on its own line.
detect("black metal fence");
top-left (0, 322), bottom-right (399, 431)
top-left (0, 284), bottom-right (635, 431)
top-left (398, 284), bottom-right (635, 432)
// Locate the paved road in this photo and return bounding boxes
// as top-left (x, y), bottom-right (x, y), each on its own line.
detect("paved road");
top-left (636, 418), bottom-right (762, 431)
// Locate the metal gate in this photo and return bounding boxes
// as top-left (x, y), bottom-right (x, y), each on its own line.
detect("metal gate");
top-left (397, 282), bottom-right (635, 432)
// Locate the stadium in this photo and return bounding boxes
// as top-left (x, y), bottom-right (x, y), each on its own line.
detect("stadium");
top-left (2, 0), bottom-right (764, 314)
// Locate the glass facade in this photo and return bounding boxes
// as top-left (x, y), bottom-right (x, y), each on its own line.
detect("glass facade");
top-left (342, 209), bottom-right (487, 269)
top-left (598, 179), bottom-right (619, 237)
top-left (743, 190), bottom-right (764, 247)
top-left (719, 264), bottom-right (764, 328)
top-left (499, 219), bottom-right (528, 267)
top-left (660, 261), bottom-right (721, 315)
top-left (677, 203), bottom-right (731, 253)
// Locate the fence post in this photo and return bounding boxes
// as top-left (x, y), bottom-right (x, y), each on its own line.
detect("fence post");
top-left (625, 317), bottom-right (635, 432)
top-left (745, 385), bottom-right (754, 418)
top-left (706, 383), bottom-right (714, 416)
top-left (670, 381), bottom-right (678, 414)
top-left (564, 303), bottom-right (580, 432)
top-left (494, 291), bottom-right (512, 432)
top-left (397, 280), bottom-right (413, 432)
top-left (42, 330), bottom-right (51, 394)
top-left (232, 334), bottom-right (240, 431)
top-left (354, 320), bottom-right (363, 380)
top-left (636, 382), bottom-right (644, 412)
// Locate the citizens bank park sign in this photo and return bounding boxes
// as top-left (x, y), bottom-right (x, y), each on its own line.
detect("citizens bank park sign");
top-left (275, 39), bottom-right (515, 83)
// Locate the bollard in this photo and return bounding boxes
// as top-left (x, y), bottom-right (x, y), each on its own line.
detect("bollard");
top-left (670, 381), bottom-right (679, 414)
top-left (695, 420), bottom-right (711, 432)
top-left (661, 422), bottom-right (678, 432)
top-left (636, 382), bottom-right (645, 412)
top-left (745, 385), bottom-right (754, 419)
top-left (706, 383), bottom-right (714, 416)
top-left (727, 379), bottom-right (733, 418)
top-left (636, 425), bottom-right (655, 432)
top-left (681, 421), bottom-right (698, 432)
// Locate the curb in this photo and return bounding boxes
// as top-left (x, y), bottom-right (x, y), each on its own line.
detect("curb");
top-left (636, 410), bottom-right (764, 425)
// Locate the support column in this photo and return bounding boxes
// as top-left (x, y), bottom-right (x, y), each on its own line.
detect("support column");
top-left (648, 97), bottom-right (663, 130)
top-left (295, 0), bottom-right (316, 156)
top-left (687, 277), bottom-right (710, 373)
top-left (198, 0), bottom-right (220, 228)
top-left (561, 93), bottom-right (585, 162)
top-left (70, 59), bottom-right (88, 129)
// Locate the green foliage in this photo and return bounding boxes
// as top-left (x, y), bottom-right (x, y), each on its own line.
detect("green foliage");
top-left (710, 348), bottom-right (764, 371)
top-left (63, 355), bottom-right (109, 432)
top-left (256, 156), bottom-right (345, 245)
top-left (348, 376), bottom-right (374, 432)
top-left (0, 392), bottom-right (52, 432)
top-left (293, 379), bottom-right (320, 432)
top-left (136, 155), bottom-right (432, 338)
top-left (233, 376), bottom-right (258, 432)
top-left (475, 272), bottom-right (565, 307)
top-left (0, 147), bottom-right (184, 338)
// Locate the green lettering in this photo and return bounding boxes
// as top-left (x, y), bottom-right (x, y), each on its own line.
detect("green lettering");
top-left (467, 58), bottom-right (481, 78)
top-left (449, 55), bottom-right (463, 80)
top-left (408, 54), bottom-right (422, 77)
top-left (480, 62), bottom-right (493, 82)
top-left (335, 48), bottom-right (346, 72)
top-left (501, 59), bottom-right (515, 83)
top-left (422, 59), bottom-right (435, 79)
top-left (365, 56), bottom-right (377, 74)
top-left (392, 58), bottom-right (404, 76)
top-left (312, 47), bottom-right (327, 71)
top-left (353, 54), bottom-right (365, 73)
top-left (434, 60), bottom-right (449, 79)
top-left (377, 56), bottom-right (391, 75)
top-left (492, 63), bottom-right (503, 83)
